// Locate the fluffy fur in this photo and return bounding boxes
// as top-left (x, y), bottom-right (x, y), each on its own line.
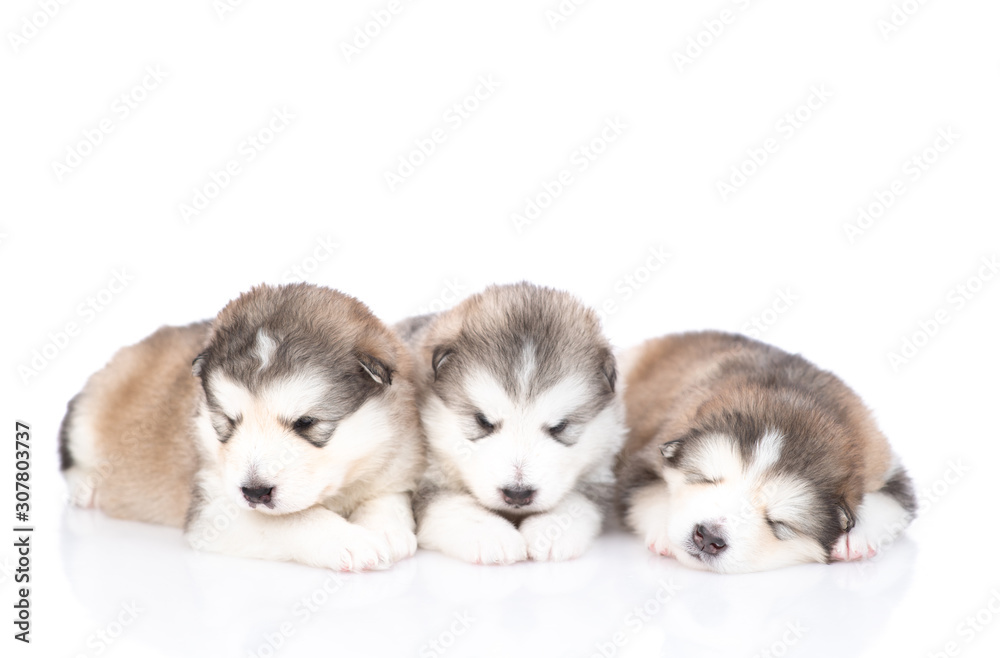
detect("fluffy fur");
top-left (60, 283), bottom-right (425, 571)
top-left (401, 283), bottom-right (626, 564)
top-left (617, 331), bottom-right (915, 573)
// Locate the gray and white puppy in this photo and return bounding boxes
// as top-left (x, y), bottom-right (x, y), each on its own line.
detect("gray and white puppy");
top-left (399, 282), bottom-right (626, 564)
top-left (60, 283), bottom-right (424, 571)
top-left (618, 331), bottom-right (916, 573)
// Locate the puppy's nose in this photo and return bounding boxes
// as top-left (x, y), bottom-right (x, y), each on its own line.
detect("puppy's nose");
top-left (241, 485), bottom-right (274, 505)
top-left (501, 487), bottom-right (535, 507)
top-left (693, 524), bottom-right (727, 555)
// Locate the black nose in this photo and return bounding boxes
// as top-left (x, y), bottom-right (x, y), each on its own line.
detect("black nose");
top-left (241, 485), bottom-right (274, 505)
top-left (693, 524), bottom-right (727, 555)
top-left (501, 487), bottom-right (535, 507)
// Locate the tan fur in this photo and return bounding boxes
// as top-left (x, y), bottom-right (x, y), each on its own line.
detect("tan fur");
top-left (621, 332), bottom-right (892, 516)
top-left (67, 323), bottom-right (209, 526)
top-left (64, 284), bottom-right (424, 531)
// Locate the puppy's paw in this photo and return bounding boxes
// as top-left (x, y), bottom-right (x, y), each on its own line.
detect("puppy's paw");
top-left (830, 491), bottom-right (912, 562)
top-left (521, 510), bottom-right (598, 561)
top-left (329, 525), bottom-right (394, 572)
top-left (646, 531), bottom-right (675, 558)
top-left (446, 517), bottom-right (528, 565)
top-left (830, 530), bottom-right (879, 562)
top-left (381, 526), bottom-right (418, 564)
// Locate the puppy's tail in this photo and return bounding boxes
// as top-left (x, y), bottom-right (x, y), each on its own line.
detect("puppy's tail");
top-left (57, 394), bottom-right (80, 471)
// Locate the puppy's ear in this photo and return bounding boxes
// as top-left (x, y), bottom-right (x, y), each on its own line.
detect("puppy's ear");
top-left (600, 349), bottom-right (617, 393)
top-left (431, 346), bottom-right (453, 381)
top-left (837, 500), bottom-right (856, 532)
top-left (659, 438), bottom-right (685, 461)
top-left (358, 353), bottom-right (393, 386)
top-left (192, 352), bottom-right (207, 377)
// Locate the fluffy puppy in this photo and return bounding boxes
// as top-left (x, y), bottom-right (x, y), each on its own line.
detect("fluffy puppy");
top-left (618, 331), bottom-right (915, 573)
top-left (60, 283), bottom-right (424, 571)
top-left (400, 282), bottom-right (626, 564)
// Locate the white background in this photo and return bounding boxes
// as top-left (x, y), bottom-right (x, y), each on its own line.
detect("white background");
top-left (2, 0), bottom-right (999, 656)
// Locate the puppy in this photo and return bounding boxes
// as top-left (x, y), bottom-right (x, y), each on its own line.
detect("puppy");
top-left (400, 282), bottom-right (626, 564)
top-left (618, 331), bottom-right (916, 573)
top-left (60, 283), bottom-right (424, 571)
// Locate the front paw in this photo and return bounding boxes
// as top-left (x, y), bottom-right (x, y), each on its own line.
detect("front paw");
top-left (645, 530), bottom-right (675, 558)
top-left (381, 525), bottom-right (418, 564)
top-left (435, 516), bottom-right (528, 565)
top-left (830, 530), bottom-right (879, 562)
top-left (520, 512), bottom-right (597, 561)
top-left (329, 525), bottom-right (394, 572)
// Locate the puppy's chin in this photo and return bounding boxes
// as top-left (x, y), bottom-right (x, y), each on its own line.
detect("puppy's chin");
top-left (672, 548), bottom-right (715, 572)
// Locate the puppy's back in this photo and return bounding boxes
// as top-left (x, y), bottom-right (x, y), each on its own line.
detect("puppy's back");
top-left (60, 322), bottom-right (209, 527)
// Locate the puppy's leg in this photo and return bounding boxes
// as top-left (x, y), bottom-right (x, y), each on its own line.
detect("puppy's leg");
top-left (417, 492), bottom-right (527, 565)
top-left (349, 492), bottom-right (418, 564)
top-left (831, 466), bottom-right (916, 561)
top-left (186, 490), bottom-right (395, 571)
top-left (624, 481), bottom-right (675, 557)
top-left (520, 490), bottom-right (603, 561)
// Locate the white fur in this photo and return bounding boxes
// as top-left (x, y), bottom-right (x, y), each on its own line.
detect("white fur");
top-left (253, 329), bottom-right (277, 373)
top-left (422, 373), bottom-right (623, 513)
top-left (417, 492), bottom-right (528, 565)
top-left (189, 371), bottom-right (415, 571)
top-left (62, 399), bottom-right (108, 508)
top-left (418, 368), bottom-right (625, 563)
top-left (830, 490), bottom-right (912, 561)
top-left (632, 432), bottom-right (828, 573)
top-left (520, 491), bottom-right (603, 561)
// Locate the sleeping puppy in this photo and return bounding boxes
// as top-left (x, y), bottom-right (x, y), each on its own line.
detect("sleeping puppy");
top-left (618, 331), bottom-right (916, 573)
top-left (60, 283), bottom-right (424, 571)
top-left (399, 282), bottom-right (626, 564)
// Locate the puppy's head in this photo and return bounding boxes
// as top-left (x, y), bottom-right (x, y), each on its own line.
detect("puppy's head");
top-left (420, 283), bottom-right (624, 515)
top-left (193, 284), bottom-right (402, 515)
top-left (649, 409), bottom-right (852, 573)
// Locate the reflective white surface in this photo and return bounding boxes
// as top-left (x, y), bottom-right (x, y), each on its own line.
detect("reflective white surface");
top-left (50, 505), bottom-right (922, 658)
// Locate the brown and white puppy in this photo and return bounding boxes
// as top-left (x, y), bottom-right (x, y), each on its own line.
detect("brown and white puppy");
top-left (400, 283), bottom-right (626, 564)
top-left (59, 283), bottom-right (424, 571)
top-left (617, 331), bottom-right (915, 573)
